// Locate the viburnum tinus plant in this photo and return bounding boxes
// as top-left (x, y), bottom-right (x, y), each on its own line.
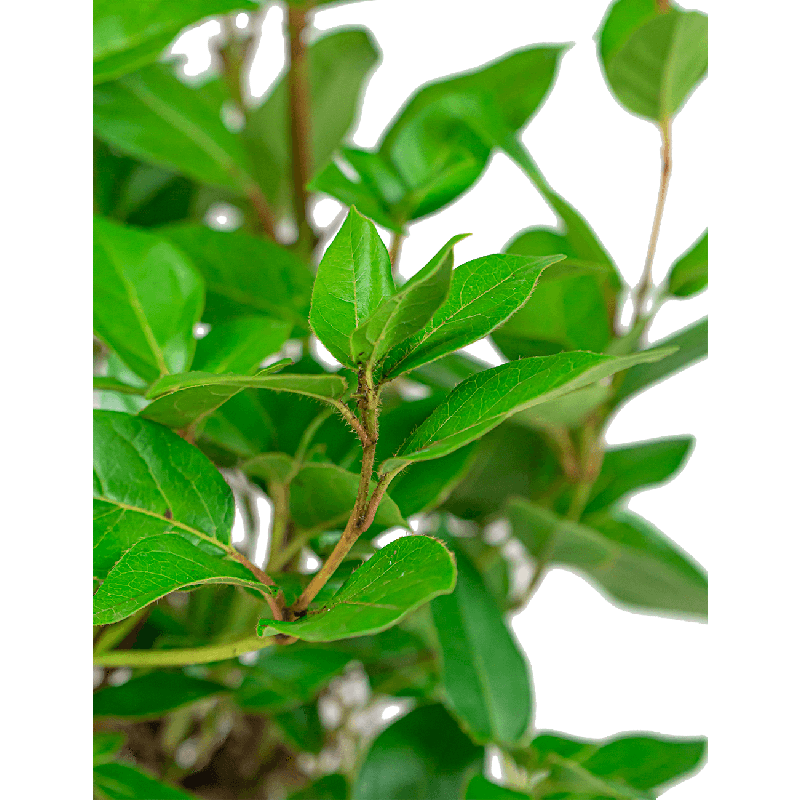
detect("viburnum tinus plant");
top-left (93, 0), bottom-right (709, 797)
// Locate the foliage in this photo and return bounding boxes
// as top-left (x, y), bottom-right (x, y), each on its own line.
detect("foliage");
top-left (93, 1), bottom-right (708, 797)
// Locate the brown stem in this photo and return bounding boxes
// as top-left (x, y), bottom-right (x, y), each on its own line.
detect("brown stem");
top-left (389, 231), bottom-right (404, 279)
top-left (227, 548), bottom-right (284, 620)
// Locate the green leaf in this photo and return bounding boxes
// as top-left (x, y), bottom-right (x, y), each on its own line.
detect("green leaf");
top-left (382, 348), bottom-right (675, 472)
top-left (93, 0), bottom-right (257, 84)
top-left (352, 704), bottom-right (482, 800)
top-left (309, 207), bottom-right (394, 366)
top-left (94, 64), bottom-right (256, 191)
top-left (93, 533), bottom-right (269, 625)
top-left (599, 2), bottom-right (708, 122)
top-left (380, 254), bottom-right (562, 380)
top-left (512, 382), bottom-right (612, 431)
top-left (667, 229), bottom-right (708, 298)
top-left (244, 27), bottom-right (380, 217)
top-left (93, 762), bottom-right (199, 799)
top-left (161, 225), bottom-right (312, 328)
top-left (244, 458), bottom-right (406, 531)
top-left (465, 776), bottom-right (529, 799)
top-left (93, 732), bottom-right (126, 766)
top-left (614, 317), bottom-right (708, 405)
top-left (192, 318), bottom-right (291, 374)
top-left (258, 536), bottom-right (456, 641)
top-left (288, 775), bottom-right (348, 800)
top-left (94, 411), bottom-right (234, 579)
top-left (584, 436), bottom-right (694, 515)
top-left (273, 705), bottom-right (326, 755)
top-left (141, 367), bottom-right (347, 429)
top-left (507, 500), bottom-right (707, 618)
top-left (94, 217), bottom-right (204, 383)
top-left (432, 545), bottom-right (532, 746)
top-left (94, 672), bottom-right (227, 719)
top-left (523, 730), bottom-right (706, 798)
top-left (235, 646), bottom-right (352, 711)
top-left (350, 235), bottom-right (469, 369)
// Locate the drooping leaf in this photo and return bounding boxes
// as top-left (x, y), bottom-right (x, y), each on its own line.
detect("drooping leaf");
top-left (598, 1), bottom-right (708, 122)
top-left (93, 533), bottom-right (270, 625)
top-left (93, 0), bottom-right (258, 84)
top-left (382, 348), bottom-right (675, 472)
top-left (141, 367), bottom-right (348, 429)
top-left (309, 207), bottom-right (394, 366)
top-left (93, 411), bottom-right (234, 578)
top-left (258, 536), bottom-right (456, 641)
top-left (431, 545), bottom-right (532, 746)
top-left (94, 64), bottom-right (256, 192)
top-left (191, 318), bottom-right (291, 374)
top-left (506, 500), bottom-right (707, 619)
top-left (667, 229), bottom-right (708, 298)
top-left (93, 762), bottom-right (199, 799)
top-left (522, 730), bottom-right (707, 798)
top-left (93, 732), bottom-right (126, 765)
top-left (94, 672), bottom-right (227, 719)
top-left (465, 776), bottom-right (529, 799)
top-left (161, 225), bottom-right (312, 328)
top-left (94, 217), bottom-right (205, 383)
top-left (352, 704), bottom-right (482, 800)
top-left (584, 435), bottom-right (694, 515)
top-left (288, 775), bottom-right (349, 800)
top-left (379, 254), bottom-right (562, 380)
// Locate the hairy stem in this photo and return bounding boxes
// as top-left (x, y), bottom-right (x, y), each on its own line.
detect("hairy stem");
top-left (93, 635), bottom-right (275, 667)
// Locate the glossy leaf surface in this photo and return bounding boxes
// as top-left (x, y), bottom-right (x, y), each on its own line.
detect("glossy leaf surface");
top-left (668, 229), bottom-right (708, 298)
top-left (192, 318), bottom-right (291, 374)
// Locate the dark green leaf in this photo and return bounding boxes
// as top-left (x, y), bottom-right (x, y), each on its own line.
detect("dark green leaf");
top-left (94, 672), bottom-right (227, 719)
top-left (507, 501), bottom-right (707, 618)
top-left (432, 546), bottom-right (532, 746)
top-left (93, 732), bottom-right (126, 765)
top-left (288, 775), bottom-right (349, 800)
top-left (273, 705), bottom-right (327, 755)
top-left (93, 1), bottom-right (257, 83)
top-left (309, 207), bottom-right (394, 366)
top-left (258, 536), bottom-right (456, 642)
top-left (465, 776), bottom-right (529, 799)
top-left (93, 762), bottom-right (199, 799)
top-left (192, 318), bottom-right (291, 374)
top-left (352, 704), bottom-right (482, 800)
top-left (93, 411), bottom-right (234, 578)
top-left (667, 229), bottom-right (708, 298)
top-left (94, 217), bottom-right (204, 383)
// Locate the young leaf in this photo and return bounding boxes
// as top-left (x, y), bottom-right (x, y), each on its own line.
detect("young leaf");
top-left (94, 217), bottom-right (204, 383)
top-left (161, 225), bottom-right (312, 328)
top-left (381, 348), bottom-right (675, 472)
top-left (191, 318), bottom-right (291, 374)
top-left (350, 235), bottom-right (469, 368)
top-left (464, 776), bottom-right (529, 800)
top-left (93, 0), bottom-right (258, 84)
top-left (523, 730), bottom-right (707, 798)
top-left (309, 207), bottom-right (394, 366)
top-left (141, 367), bottom-right (348, 430)
top-left (94, 411), bottom-right (234, 579)
top-left (93, 533), bottom-right (270, 625)
top-left (585, 435), bottom-right (694, 515)
top-left (352, 704), bottom-right (482, 800)
top-left (94, 761), bottom-right (199, 799)
top-left (599, 1), bottom-right (708, 122)
top-left (507, 500), bottom-right (707, 619)
top-left (667, 229), bottom-right (708, 298)
top-left (94, 672), bottom-right (227, 719)
top-left (379, 254), bottom-right (562, 380)
top-left (258, 536), bottom-right (456, 642)
top-left (94, 64), bottom-right (256, 191)
top-left (93, 732), bottom-right (126, 765)
top-left (431, 546), bottom-right (533, 746)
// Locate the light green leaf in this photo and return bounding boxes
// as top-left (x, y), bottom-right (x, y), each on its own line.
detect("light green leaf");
top-left (192, 318), bottom-right (291, 374)
top-left (352, 704), bottom-right (482, 800)
top-left (465, 776), bottom-right (529, 799)
top-left (93, 732), bottom-right (126, 766)
top-left (141, 367), bottom-right (347, 429)
top-left (93, 0), bottom-right (257, 84)
top-left (309, 207), bottom-right (394, 366)
top-left (599, 3), bottom-right (708, 122)
top-left (507, 500), bottom-right (707, 619)
top-left (523, 730), bottom-right (706, 799)
top-left (94, 672), bottom-right (227, 719)
top-left (94, 761), bottom-right (199, 799)
top-left (380, 254), bottom-right (562, 381)
top-left (382, 348), bottom-right (675, 472)
top-left (585, 435), bottom-right (694, 514)
top-left (161, 225), bottom-right (312, 328)
top-left (94, 411), bottom-right (234, 579)
top-left (667, 229), bottom-right (708, 298)
top-left (94, 217), bottom-right (204, 383)
top-left (432, 545), bottom-right (532, 746)
top-left (350, 235), bottom-right (469, 369)
top-left (93, 534), bottom-right (269, 625)
top-left (258, 536), bottom-right (456, 642)
top-left (94, 64), bottom-right (256, 191)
